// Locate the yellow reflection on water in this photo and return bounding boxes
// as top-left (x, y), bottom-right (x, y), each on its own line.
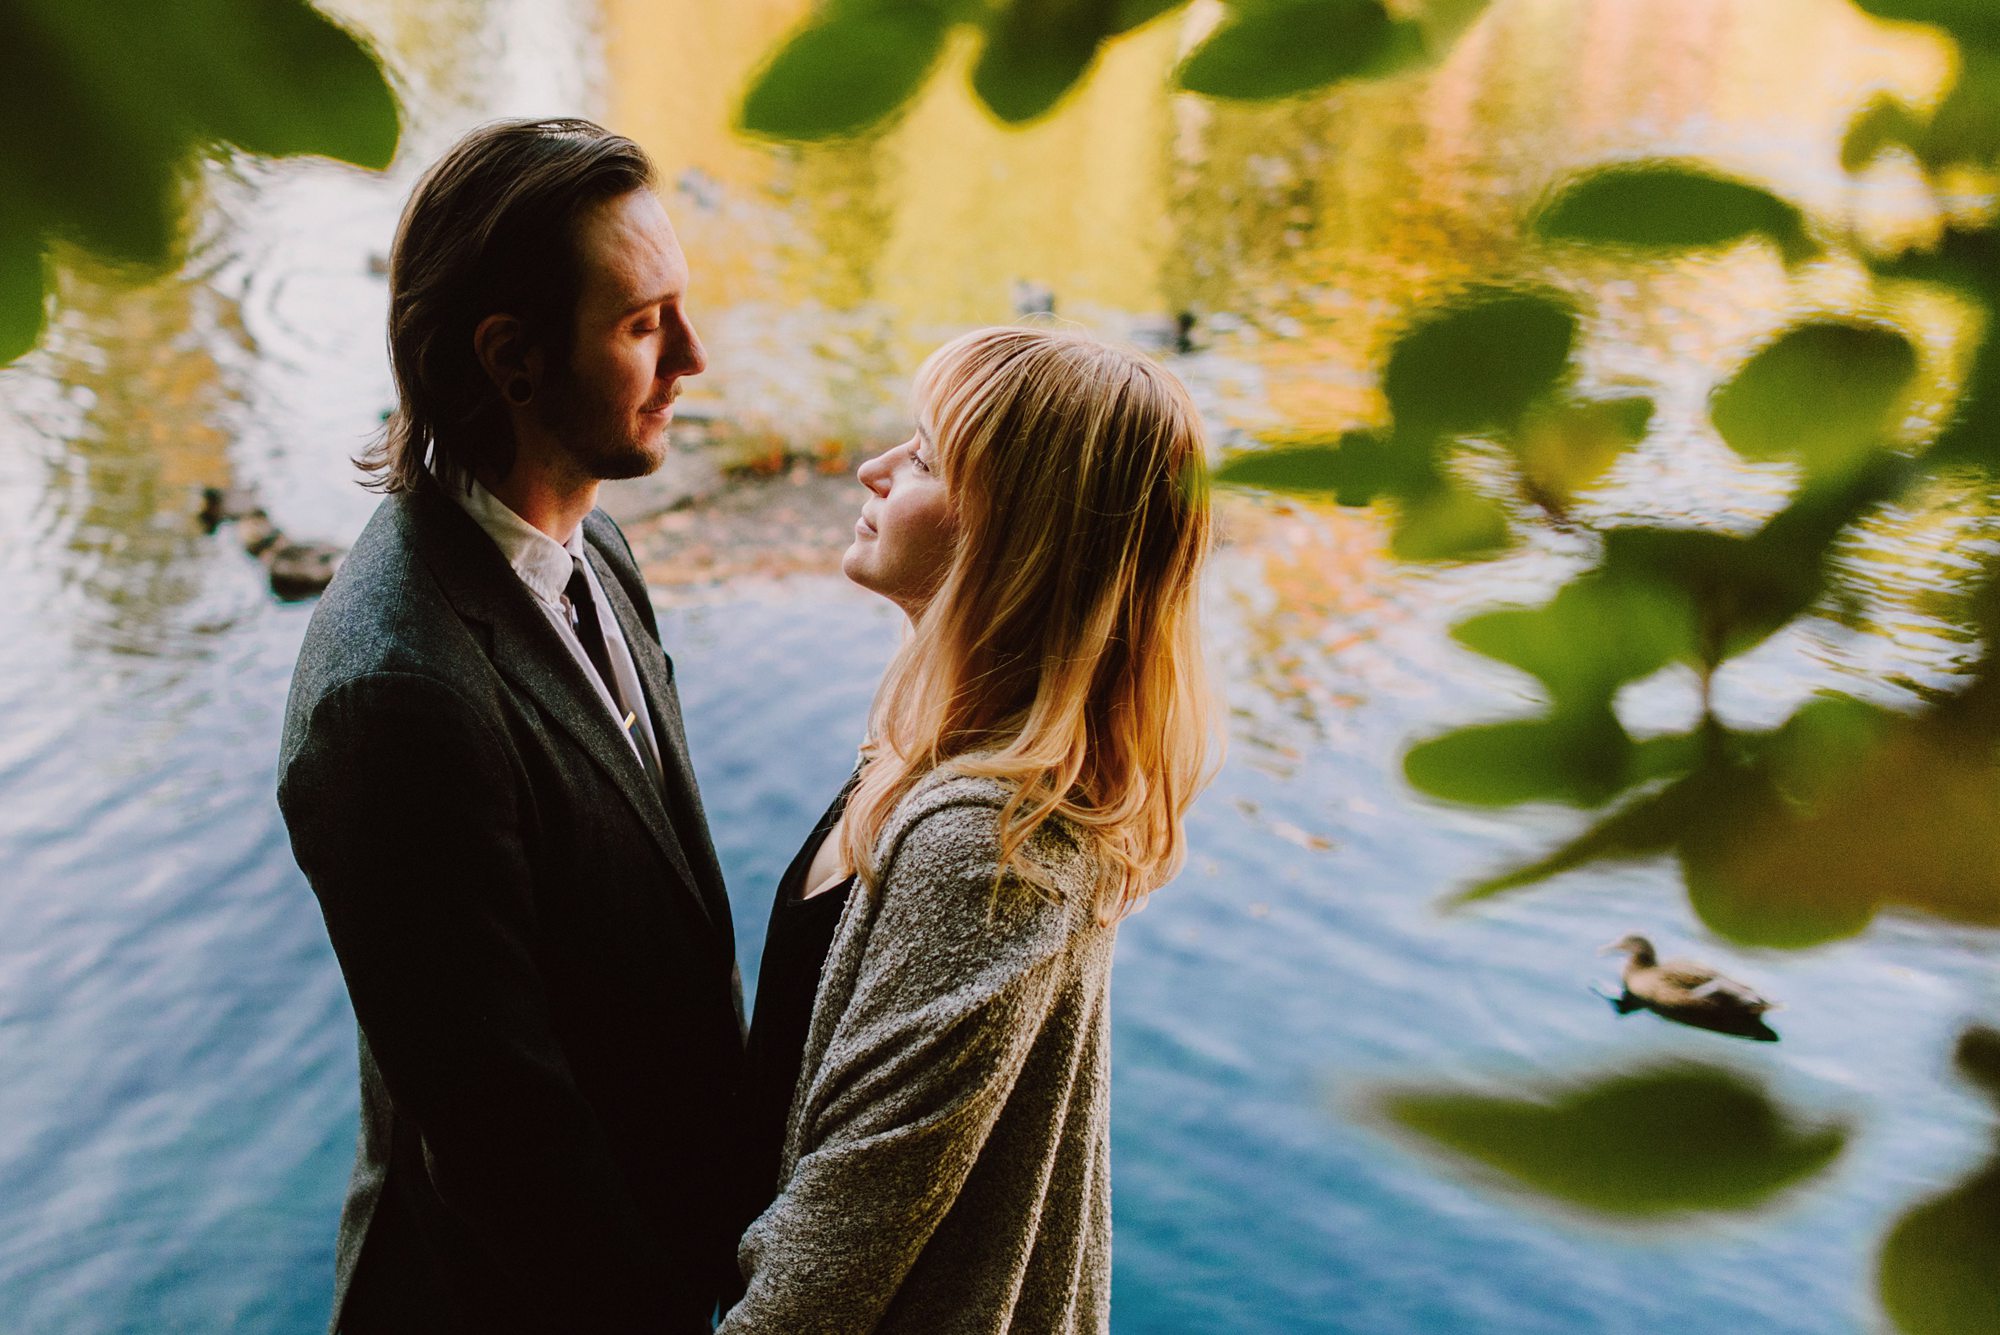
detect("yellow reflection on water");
top-left (30, 247), bottom-right (243, 651)
top-left (602, 0), bottom-right (1952, 446)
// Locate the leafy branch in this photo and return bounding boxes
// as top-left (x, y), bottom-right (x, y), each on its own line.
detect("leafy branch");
top-left (0, 0), bottom-right (400, 363)
top-left (736, 0), bottom-right (1493, 140)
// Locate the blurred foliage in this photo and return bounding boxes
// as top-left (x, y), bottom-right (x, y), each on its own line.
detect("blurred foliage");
top-left (1878, 1027), bottom-right (2000, 1335)
top-left (1876, 229), bottom-right (2000, 473)
top-left (1219, 3), bottom-right (2000, 966)
top-left (1215, 286), bottom-right (1630, 560)
top-left (738, 0), bottom-right (1490, 139)
top-left (1846, 1), bottom-right (2000, 174)
top-left (0, 0), bottom-right (399, 363)
top-left (1460, 676), bottom-right (2000, 947)
top-left (738, 0), bottom-right (1999, 1321)
top-left (1531, 161), bottom-right (1818, 264)
top-left (738, 1), bottom-right (957, 140)
top-left (1711, 322), bottom-right (1920, 476)
top-left (1380, 287), bottom-right (1573, 438)
top-left (1509, 394), bottom-right (1654, 513)
top-left (1854, 0), bottom-right (2000, 58)
top-left (1375, 1063), bottom-right (1849, 1218)
top-left (1173, 0), bottom-right (1452, 102)
top-left (1194, 12), bottom-right (2000, 1300)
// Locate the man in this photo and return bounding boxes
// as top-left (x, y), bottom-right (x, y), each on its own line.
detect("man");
top-left (277, 119), bottom-right (742, 1333)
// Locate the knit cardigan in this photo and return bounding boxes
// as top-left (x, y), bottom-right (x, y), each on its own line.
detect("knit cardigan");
top-left (718, 768), bottom-right (1118, 1334)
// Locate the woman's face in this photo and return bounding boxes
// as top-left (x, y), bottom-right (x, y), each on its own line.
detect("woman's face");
top-left (843, 420), bottom-right (957, 618)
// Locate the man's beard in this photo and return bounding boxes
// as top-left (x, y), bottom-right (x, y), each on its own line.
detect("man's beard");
top-left (534, 358), bottom-right (667, 482)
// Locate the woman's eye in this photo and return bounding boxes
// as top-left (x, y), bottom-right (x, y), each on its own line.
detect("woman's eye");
top-left (912, 453), bottom-right (931, 473)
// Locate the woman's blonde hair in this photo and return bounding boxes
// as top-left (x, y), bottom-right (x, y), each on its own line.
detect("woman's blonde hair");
top-left (838, 325), bottom-right (1220, 920)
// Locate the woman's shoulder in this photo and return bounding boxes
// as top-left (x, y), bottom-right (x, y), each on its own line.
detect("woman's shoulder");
top-left (875, 767), bottom-right (1101, 923)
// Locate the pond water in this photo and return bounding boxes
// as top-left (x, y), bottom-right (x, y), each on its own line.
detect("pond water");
top-left (1, 1), bottom-right (1997, 1331)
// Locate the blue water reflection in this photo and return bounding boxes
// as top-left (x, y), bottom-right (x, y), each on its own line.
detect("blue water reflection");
top-left (3, 0), bottom-right (1998, 1329)
top-left (0, 531), bottom-right (1996, 1330)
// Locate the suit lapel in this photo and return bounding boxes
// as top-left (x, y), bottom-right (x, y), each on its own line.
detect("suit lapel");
top-left (585, 542), bottom-right (734, 935)
top-left (405, 482), bottom-right (718, 935)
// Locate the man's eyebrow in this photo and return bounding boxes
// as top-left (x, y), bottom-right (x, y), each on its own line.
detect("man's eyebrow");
top-left (915, 424), bottom-right (934, 448)
top-left (618, 290), bottom-right (679, 318)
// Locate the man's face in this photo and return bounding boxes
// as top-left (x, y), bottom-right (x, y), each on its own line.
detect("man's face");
top-left (539, 188), bottom-right (705, 480)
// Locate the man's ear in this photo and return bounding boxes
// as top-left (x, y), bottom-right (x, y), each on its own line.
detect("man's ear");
top-left (473, 313), bottom-right (544, 404)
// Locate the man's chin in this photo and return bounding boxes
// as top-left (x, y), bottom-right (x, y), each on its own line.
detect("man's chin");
top-left (587, 434), bottom-right (670, 482)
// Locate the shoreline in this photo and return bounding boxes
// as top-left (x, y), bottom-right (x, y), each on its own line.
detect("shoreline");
top-left (599, 421), bottom-right (865, 593)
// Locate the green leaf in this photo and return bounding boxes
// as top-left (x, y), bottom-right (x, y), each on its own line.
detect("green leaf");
top-left (1959, 1027), bottom-right (2000, 1099)
top-left (1389, 486), bottom-right (1512, 561)
top-left (972, 0), bottom-right (1112, 125)
top-left (1405, 0), bottom-right (1493, 66)
top-left (1846, 57), bottom-right (2000, 174)
top-left (1533, 161), bottom-right (1815, 264)
top-left (0, 0), bottom-right (400, 363)
top-left (1382, 288), bottom-right (1577, 440)
top-left (1463, 675), bottom-right (2000, 945)
top-left (1681, 815), bottom-right (1886, 948)
top-left (1219, 288), bottom-right (1582, 565)
top-left (1688, 692), bottom-right (2000, 945)
top-left (1601, 524), bottom-right (1828, 666)
top-left (1511, 394), bottom-right (1654, 505)
top-left (0, 212), bottom-right (46, 363)
top-left (1923, 46), bottom-right (2000, 169)
top-left (1761, 693), bottom-right (1897, 807)
top-left (1109, 0), bottom-right (1188, 36)
top-left (1405, 710), bottom-right (1636, 807)
top-left (1843, 95), bottom-right (1929, 171)
top-left (1407, 715), bottom-right (1702, 809)
top-left (1452, 573), bottom-right (1696, 705)
top-left (1878, 1169), bottom-right (2000, 1335)
top-left (1877, 1027), bottom-right (2000, 1335)
top-left (1213, 430), bottom-right (1432, 505)
top-left (738, 3), bottom-right (954, 141)
top-left (1853, 0), bottom-right (2000, 50)
top-left (180, 0), bottom-right (399, 167)
top-left (1711, 322), bottom-right (1920, 476)
top-left (1878, 226), bottom-right (1999, 471)
top-left (1174, 0), bottom-right (1424, 101)
top-left (1375, 1064), bottom-right (1849, 1219)
top-left (1455, 763), bottom-right (1713, 904)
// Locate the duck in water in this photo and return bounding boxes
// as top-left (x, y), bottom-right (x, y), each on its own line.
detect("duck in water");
top-left (1599, 933), bottom-right (1780, 1042)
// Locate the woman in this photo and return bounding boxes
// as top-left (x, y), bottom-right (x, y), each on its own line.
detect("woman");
top-left (726, 326), bottom-right (1218, 1333)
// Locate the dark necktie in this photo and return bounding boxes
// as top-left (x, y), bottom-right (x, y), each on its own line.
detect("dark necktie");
top-left (564, 557), bottom-right (621, 707)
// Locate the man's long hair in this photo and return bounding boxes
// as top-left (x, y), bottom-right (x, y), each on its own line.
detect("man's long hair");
top-left (358, 118), bottom-right (656, 492)
top-left (837, 326), bottom-right (1222, 921)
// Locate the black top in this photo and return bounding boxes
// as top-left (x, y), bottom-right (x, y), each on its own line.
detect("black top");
top-left (741, 776), bottom-right (857, 1219)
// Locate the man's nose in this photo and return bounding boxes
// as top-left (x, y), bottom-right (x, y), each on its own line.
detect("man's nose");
top-left (664, 314), bottom-right (706, 378)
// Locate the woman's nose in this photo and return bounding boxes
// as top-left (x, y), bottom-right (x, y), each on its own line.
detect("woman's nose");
top-left (857, 450), bottom-right (891, 494)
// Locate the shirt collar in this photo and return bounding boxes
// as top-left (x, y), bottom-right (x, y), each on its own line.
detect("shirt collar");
top-left (434, 464), bottom-right (583, 609)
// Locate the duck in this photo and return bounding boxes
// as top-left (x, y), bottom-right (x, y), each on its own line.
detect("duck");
top-left (1598, 933), bottom-right (1780, 1042)
top-left (197, 485), bottom-right (258, 535)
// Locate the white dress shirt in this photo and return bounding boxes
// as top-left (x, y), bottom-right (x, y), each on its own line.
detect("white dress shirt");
top-left (441, 473), bottom-right (666, 792)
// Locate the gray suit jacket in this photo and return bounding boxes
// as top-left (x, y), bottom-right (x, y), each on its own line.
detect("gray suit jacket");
top-left (278, 476), bottom-right (744, 1333)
